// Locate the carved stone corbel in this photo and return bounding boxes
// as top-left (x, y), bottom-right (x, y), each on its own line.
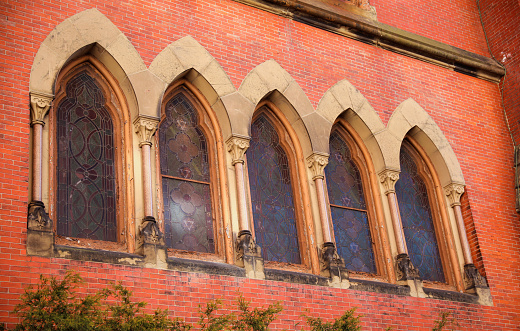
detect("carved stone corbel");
top-left (319, 242), bottom-right (349, 288)
top-left (306, 152), bottom-right (329, 180)
top-left (137, 216), bottom-right (167, 268)
top-left (395, 253), bottom-right (420, 282)
top-left (235, 230), bottom-right (264, 279)
top-left (30, 92), bottom-right (53, 126)
top-left (463, 263), bottom-right (488, 292)
top-left (134, 115), bottom-right (159, 147)
top-left (26, 201), bottom-right (54, 257)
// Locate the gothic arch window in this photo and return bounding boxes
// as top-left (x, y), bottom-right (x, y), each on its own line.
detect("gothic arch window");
top-left (324, 126), bottom-right (380, 274)
top-left (246, 106), bottom-right (308, 265)
top-left (158, 85), bottom-right (224, 257)
top-left (51, 59), bottom-right (128, 245)
top-left (395, 140), bottom-right (446, 282)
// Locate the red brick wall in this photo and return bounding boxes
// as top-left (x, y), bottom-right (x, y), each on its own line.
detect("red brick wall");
top-left (1, 0), bottom-right (519, 329)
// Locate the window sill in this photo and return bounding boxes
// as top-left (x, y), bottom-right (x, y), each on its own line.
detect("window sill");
top-left (166, 256), bottom-right (246, 277)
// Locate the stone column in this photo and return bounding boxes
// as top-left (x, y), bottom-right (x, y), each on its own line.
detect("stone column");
top-left (379, 169), bottom-right (422, 294)
top-left (27, 92), bottom-right (54, 257)
top-left (134, 115), bottom-right (165, 268)
top-left (227, 135), bottom-right (263, 279)
top-left (444, 184), bottom-right (489, 296)
top-left (308, 153), bottom-right (349, 288)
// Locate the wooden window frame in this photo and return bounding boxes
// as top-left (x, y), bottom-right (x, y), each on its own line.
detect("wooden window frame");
top-left (155, 81), bottom-right (231, 263)
top-left (324, 120), bottom-right (393, 281)
top-left (245, 101), bottom-right (318, 274)
top-left (48, 56), bottom-right (135, 252)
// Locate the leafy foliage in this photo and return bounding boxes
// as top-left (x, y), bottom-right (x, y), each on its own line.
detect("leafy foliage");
top-left (432, 312), bottom-right (459, 331)
top-left (304, 308), bottom-right (362, 331)
top-left (232, 297), bottom-right (283, 331)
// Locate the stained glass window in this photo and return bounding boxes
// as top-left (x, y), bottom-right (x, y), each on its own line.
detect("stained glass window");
top-left (160, 92), bottom-right (215, 253)
top-left (57, 71), bottom-right (117, 242)
top-left (396, 145), bottom-right (445, 282)
top-left (325, 131), bottom-right (376, 273)
top-left (247, 113), bottom-right (301, 264)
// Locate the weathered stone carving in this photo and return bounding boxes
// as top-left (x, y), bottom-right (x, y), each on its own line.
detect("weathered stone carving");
top-left (134, 115), bottom-right (159, 147)
top-left (138, 216), bottom-right (167, 268)
top-left (307, 153), bottom-right (329, 180)
top-left (27, 200), bottom-right (54, 257)
top-left (27, 200), bottom-right (52, 231)
top-left (320, 242), bottom-right (349, 286)
top-left (30, 92), bottom-right (53, 126)
top-left (464, 263), bottom-right (488, 293)
top-left (227, 135), bottom-right (250, 165)
top-left (395, 253), bottom-right (420, 281)
top-left (235, 230), bottom-right (264, 279)
top-left (444, 183), bottom-right (465, 207)
top-left (379, 169), bottom-right (400, 194)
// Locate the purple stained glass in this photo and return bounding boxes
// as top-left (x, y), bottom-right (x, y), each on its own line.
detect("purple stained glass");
top-left (396, 146), bottom-right (445, 282)
top-left (160, 92), bottom-right (215, 253)
top-left (57, 71), bottom-right (117, 242)
top-left (325, 131), bottom-right (376, 273)
top-left (247, 113), bottom-right (301, 264)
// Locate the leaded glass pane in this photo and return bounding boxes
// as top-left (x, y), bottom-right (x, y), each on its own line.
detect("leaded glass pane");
top-left (325, 131), bottom-right (376, 273)
top-left (396, 146), bottom-right (445, 282)
top-left (247, 114), bottom-right (301, 264)
top-left (57, 71), bottom-right (117, 242)
top-left (160, 92), bottom-right (215, 253)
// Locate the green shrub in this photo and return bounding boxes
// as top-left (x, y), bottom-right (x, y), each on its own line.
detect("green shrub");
top-left (304, 308), bottom-right (362, 331)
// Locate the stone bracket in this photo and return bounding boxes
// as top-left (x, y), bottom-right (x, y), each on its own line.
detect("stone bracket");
top-left (27, 200), bottom-right (54, 257)
top-left (235, 230), bottom-right (265, 279)
top-left (28, 200), bottom-right (52, 231)
top-left (319, 242), bottom-right (349, 288)
top-left (137, 216), bottom-right (167, 268)
top-left (396, 253), bottom-right (420, 282)
top-left (463, 263), bottom-right (488, 292)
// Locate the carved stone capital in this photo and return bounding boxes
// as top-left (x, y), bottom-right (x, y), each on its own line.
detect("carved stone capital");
top-left (464, 263), bottom-right (488, 293)
top-left (379, 169), bottom-right (400, 194)
top-left (307, 153), bottom-right (329, 180)
top-left (396, 253), bottom-right (420, 282)
top-left (226, 135), bottom-right (250, 165)
top-left (30, 92), bottom-right (53, 126)
top-left (444, 183), bottom-right (465, 207)
top-left (134, 115), bottom-right (159, 147)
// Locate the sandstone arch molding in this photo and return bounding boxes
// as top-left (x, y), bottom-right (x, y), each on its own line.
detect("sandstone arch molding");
top-left (315, 79), bottom-right (386, 170)
top-left (382, 98), bottom-right (465, 186)
top-left (238, 59), bottom-right (321, 157)
top-left (149, 36), bottom-right (237, 139)
top-left (29, 8), bottom-right (144, 119)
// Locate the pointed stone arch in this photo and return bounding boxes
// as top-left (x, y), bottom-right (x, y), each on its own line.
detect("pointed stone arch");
top-left (149, 36), bottom-right (236, 138)
top-left (384, 98), bottom-right (465, 186)
top-left (238, 60), bottom-right (322, 156)
top-left (30, 8), bottom-right (144, 118)
top-left (316, 79), bottom-right (386, 170)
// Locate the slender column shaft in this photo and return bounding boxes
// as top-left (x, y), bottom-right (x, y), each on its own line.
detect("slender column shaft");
top-left (32, 123), bottom-right (43, 202)
top-left (387, 192), bottom-right (407, 255)
top-left (453, 204), bottom-right (473, 264)
top-left (315, 177), bottom-right (332, 243)
top-left (141, 143), bottom-right (153, 217)
top-left (234, 161), bottom-right (249, 232)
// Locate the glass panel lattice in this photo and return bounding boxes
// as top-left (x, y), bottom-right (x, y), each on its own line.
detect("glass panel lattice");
top-left (247, 114), bottom-right (301, 264)
top-left (396, 146), bottom-right (445, 282)
top-left (325, 131), bottom-right (376, 273)
top-left (57, 71), bottom-right (117, 241)
top-left (160, 93), bottom-right (214, 253)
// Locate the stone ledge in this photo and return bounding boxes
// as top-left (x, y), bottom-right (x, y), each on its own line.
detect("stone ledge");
top-left (54, 245), bottom-right (144, 266)
top-left (167, 257), bottom-right (246, 277)
top-left (265, 268), bottom-right (330, 286)
top-left (424, 287), bottom-right (479, 304)
top-left (349, 278), bottom-right (410, 296)
top-left (233, 0), bottom-right (504, 82)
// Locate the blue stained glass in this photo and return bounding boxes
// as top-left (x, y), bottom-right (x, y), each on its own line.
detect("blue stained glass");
top-left (325, 131), bottom-right (376, 273)
top-left (57, 70), bottom-right (117, 242)
top-left (247, 113), bottom-right (301, 264)
top-left (396, 145), bottom-right (445, 282)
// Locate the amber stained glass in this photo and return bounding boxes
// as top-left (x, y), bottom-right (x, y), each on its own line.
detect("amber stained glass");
top-left (396, 146), bottom-right (445, 282)
top-left (56, 71), bottom-right (116, 241)
top-left (325, 131), bottom-right (376, 273)
top-left (160, 93), bottom-right (215, 253)
top-left (247, 114), bottom-right (301, 264)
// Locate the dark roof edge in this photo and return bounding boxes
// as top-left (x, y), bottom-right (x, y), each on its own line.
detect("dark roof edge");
top-left (233, 0), bottom-right (505, 83)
